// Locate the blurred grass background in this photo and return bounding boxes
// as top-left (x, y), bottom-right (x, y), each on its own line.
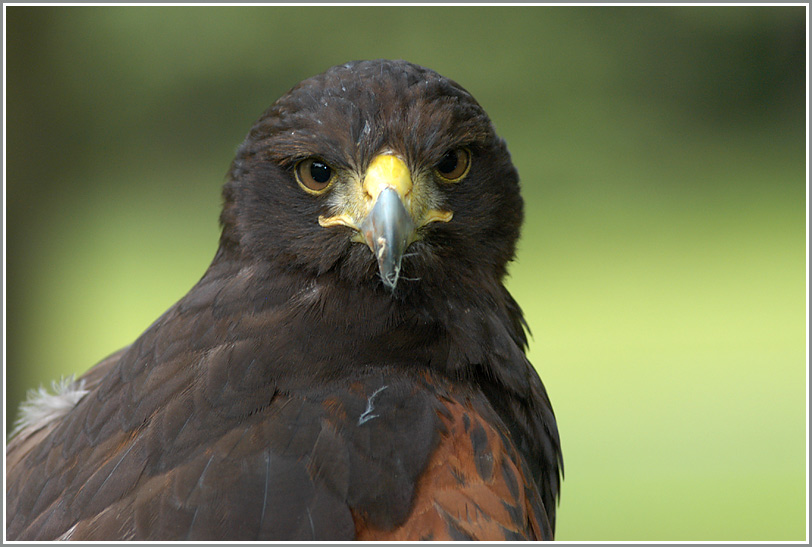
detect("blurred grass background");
top-left (4, 5), bottom-right (807, 541)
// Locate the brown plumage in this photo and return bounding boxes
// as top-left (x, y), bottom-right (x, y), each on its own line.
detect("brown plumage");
top-left (6, 59), bottom-right (562, 541)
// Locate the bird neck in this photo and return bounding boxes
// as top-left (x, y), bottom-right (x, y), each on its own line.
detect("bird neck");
top-left (189, 252), bottom-right (529, 396)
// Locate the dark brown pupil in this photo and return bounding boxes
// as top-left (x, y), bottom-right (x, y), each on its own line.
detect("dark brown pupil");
top-left (437, 151), bottom-right (458, 174)
top-left (310, 161), bottom-right (332, 183)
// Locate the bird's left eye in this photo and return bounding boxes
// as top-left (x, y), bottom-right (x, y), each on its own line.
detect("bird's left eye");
top-left (435, 148), bottom-right (471, 182)
top-left (295, 158), bottom-right (335, 193)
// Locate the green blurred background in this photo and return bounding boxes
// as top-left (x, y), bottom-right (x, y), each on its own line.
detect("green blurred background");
top-left (4, 6), bottom-right (807, 541)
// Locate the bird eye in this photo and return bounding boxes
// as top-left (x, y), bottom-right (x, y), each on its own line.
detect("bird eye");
top-left (435, 148), bottom-right (471, 182)
top-left (295, 158), bottom-right (334, 193)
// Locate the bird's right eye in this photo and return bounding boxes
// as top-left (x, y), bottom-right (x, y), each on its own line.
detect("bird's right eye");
top-left (295, 158), bottom-right (334, 193)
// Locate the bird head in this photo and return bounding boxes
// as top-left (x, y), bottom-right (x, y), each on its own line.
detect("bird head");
top-left (219, 60), bottom-right (524, 297)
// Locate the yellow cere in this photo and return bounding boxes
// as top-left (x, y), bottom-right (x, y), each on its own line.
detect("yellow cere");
top-left (363, 154), bottom-right (413, 203)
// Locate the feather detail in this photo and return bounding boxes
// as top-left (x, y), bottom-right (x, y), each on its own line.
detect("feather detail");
top-left (9, 376), bottom-right (88, 440)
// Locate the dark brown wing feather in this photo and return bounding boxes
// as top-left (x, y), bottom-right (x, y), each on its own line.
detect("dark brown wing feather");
top-left (7, 335), bottom-right (551, 541)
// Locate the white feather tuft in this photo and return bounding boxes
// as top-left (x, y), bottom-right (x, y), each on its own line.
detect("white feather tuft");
top-left (10, 375), bottom-right (89, 439)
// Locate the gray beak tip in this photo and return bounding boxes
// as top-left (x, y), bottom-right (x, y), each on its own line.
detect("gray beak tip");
top-left (360, 187), bottom-right (414, 291)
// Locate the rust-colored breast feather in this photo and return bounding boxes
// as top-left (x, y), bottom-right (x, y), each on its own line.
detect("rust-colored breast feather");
top-left (355, 398), bottom-right (550, 541)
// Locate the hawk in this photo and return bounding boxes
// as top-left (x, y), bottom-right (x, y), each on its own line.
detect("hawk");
top-left (6, 59), bottom-right (562, 541)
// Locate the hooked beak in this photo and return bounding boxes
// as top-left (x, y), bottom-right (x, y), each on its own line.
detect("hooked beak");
top-left (319, 154), bottom-right (452, 291)
top-left (359, 186), bottom-right (415, 290)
